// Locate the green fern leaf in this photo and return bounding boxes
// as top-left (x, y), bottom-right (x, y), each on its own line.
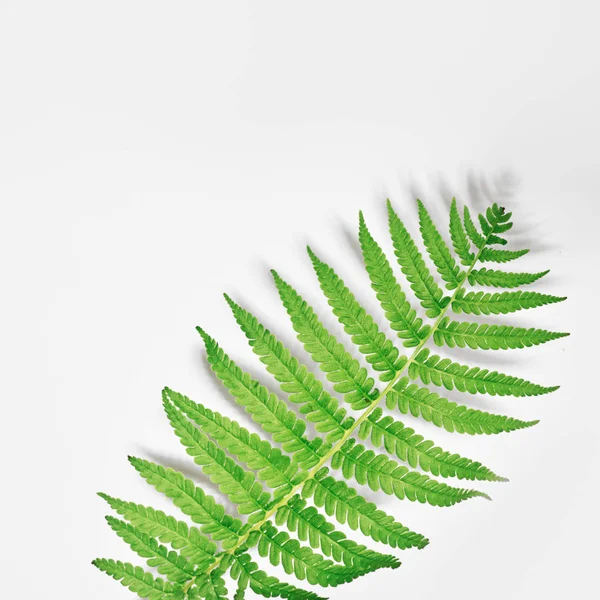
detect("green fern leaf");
top-left (276, 494), bottom-right (400, 569)
top-left (165, 388), bottom-right (304, 499)
top-left (417, 199), bottom-right (464, 289)
top-left (92, 559), bottom-right (184, 600)
top-left (306, 468), bottom-right (428, 549)
top-left (449, 198), bottom-right (475, 265)
top-left (233, 583), bottom-right (246, 600)
top-left (435, 318), bottom-right (569, 350)
top-left (358, 211), bottom-right (427, 346)
top-left (272, 270), bottom-right (378, 409)
top-left (128, 457), bottom-right (245, 548)
top-left (387, 199), bottom-right (447, 317)
top-left (409, 349), bottom-right (559, 396)
top-left (198, 327), bottom-right (327, 467)
top-left (99, 493), bottom-right (216, 567)
top-left (94, 197), bottom-right (566, 598)
top-left (479, 247), bottom-right (529, 263)
top-left (387, 377), bottom-right (539, 434)
top-left (331, 439), bottom-right (489, 505)
top-left (105, 517), bottom-right (195, 583)
top-left (308, 246), bottom-right (405, 381)
top-left (164, 399), bottom-right (272, 522)
top-left (463, 206), bottom-right (486, 248)
top-left (225, 294), bottom-right (352, 443)
top-left (357, 407), bottom-right (505, 481)
top-left (191, 572), bottom-right (229, 600)
top-left (230, 553), bottom-right (326, 600)
top-left (452, 289), bottom-right (567, 315)
top-left (257, 522), bottom-right (383, 587)
top-left (468, 267), bottom-right (549, 288)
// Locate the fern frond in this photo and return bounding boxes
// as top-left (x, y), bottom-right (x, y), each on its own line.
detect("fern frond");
top-left (305, 468), bottom-right (429, 549)
top-left (272, 270), bottom-right (377, 409)
top-left (165, 388), bottom-right (304, 499)
top-left (257, 522), bottom-right (384, 587)
top-left (198, 327), bottom-right (327, 467)
top-left (276, 494), bottom-right (400, 569)
top-left (357, 408), bottom-right (505, 481)
top-left (468, 267), bottom-right (549, 288)
top-left (105, 517), bottom-right (195, 583)
top-left (463, 206), bottom-right (486, 248)
top-left (331, 439), bottom-right (489, 505)
top-left (308, 246), bottom-right (405, 381)
top-left (358, 211), bottom-right (427, 347)
top-left (129, 457), bottom-right (245, 548)
top-left (387, 199), bottom-right (447, 317)
top-left (452, 289), bottom-right (567, 315)
top-left (387, 377), bottom-right (539, 434)
top-left (164, 399), bottom-right (272, 522)
top-left (435, 318), bottom-right (568, 350)
top-left (99, 493), bottom-right (216, 567)
top-left (479, 247), bottom-right (529, 263)
top-left (225, 294), bottom-right (351, 443)
top-left (410, 349), bottom-right (559, 396)
top-left (230, 553), bottom-right (326, 600)
top-left (94, 196), bottom-right (566, 598)
top-left (417, 199), bottom-right (464, 289)
top-left (449, 198), bottom-right (474, 265)
top-left (92, 559), bottom-right (183, 600)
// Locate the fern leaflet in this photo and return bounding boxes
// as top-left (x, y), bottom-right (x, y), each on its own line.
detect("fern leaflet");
top-left (417, 199), bottom-right (464, 288)
top-left (409, 348), bottom-right (559, 396)
top-left (468, 267), bottom-right (549, 288)
top-left (358, 211), bottom-right (427, 346)
top-left (452, 289), bottom-right (566, 315)
top-left (435, 317), bottom-right (569, 350)
top-left (387, 199), bottom-right (447, 317)
top-left (449, 198), bottom-right (475, 265)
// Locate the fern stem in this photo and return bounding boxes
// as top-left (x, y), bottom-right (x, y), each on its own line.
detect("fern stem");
top-left (184, 237), bottom-right (490, 592)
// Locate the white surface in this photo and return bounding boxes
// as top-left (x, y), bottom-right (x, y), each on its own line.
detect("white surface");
top-left (1, 2), bottom-right (598, 599)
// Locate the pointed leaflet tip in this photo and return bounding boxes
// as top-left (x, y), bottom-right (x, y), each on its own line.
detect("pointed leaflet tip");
top-left (162, 387), bottom-right (177, 410)
top-left (223, 292), bottom-right (236, 309)
top-left (127, 455), bottom-right (141, 468)
top-left (196, 325), bottom-right (210, 342)
top-left (386, 198), bottom-right (395, 216)
top-left (358, 209), bottom-right (367, 231)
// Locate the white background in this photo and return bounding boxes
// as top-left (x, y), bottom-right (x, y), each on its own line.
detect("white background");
top-left (1, 2), bottom-right (598, 599)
